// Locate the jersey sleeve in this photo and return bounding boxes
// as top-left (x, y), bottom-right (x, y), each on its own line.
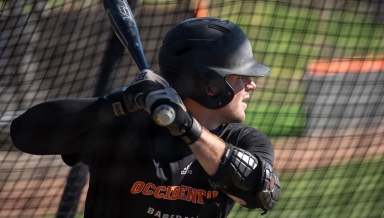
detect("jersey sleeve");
top-left (219, 124), bottom-right (274, 166)
top-left (66, 109), bottom-right (154, 167)
top-left (236, 126), bottom-right (274, 165)
top-left (60, 118), bottom-right (118, 166)
top-left (10, 92), bottom-right (127, 156)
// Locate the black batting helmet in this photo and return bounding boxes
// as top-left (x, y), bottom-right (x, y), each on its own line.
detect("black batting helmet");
top-left (158, 17), bottom-right (270, 109)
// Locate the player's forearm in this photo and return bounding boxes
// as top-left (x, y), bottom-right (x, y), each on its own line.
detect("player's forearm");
top-left (188, 128), bottom-right (226, 176)
top-left (10, 94), bottom-right (121, 155)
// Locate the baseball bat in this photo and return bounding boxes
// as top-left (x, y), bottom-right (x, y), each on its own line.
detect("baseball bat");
top-left (103, 0), bottom-right (175, 126)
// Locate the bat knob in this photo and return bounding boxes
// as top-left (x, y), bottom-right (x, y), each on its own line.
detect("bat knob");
top-left (153, 104), bottom-right (175, 126)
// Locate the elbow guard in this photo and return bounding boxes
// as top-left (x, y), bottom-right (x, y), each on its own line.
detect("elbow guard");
top-left (210, 144), bottom-right (281, 213)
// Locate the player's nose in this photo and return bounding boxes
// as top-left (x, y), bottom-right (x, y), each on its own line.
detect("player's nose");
top-left (245, 77), bottom-right (256, 91)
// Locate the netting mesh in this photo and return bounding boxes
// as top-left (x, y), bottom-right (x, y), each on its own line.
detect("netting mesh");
top-left (1, 0), bottom-right (384, 217)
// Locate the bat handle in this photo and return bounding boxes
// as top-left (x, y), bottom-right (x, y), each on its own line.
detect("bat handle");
top-left (135, 89), bottom-right (176, 126)
top-left (152, 104), bottom-right (176, 126)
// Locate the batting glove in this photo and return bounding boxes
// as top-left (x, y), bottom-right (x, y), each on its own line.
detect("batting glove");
top-left (123, 69), bottom-right (169, 113)
top-left (147, 88), bottom-right (202, 145)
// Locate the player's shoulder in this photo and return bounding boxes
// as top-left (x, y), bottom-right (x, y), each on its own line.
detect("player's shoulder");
top-left (222, 123), bottom-right (272, 147)
top-left (222, 123), bottom-right (266, 137)
top-left (225, 123), bottom-right (274, 164)
top-left (214, 123), bottom-right (269, 145)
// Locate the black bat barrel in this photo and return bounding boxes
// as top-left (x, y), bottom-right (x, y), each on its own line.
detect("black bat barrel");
top-left (103, 0), bottom-right (148, 71)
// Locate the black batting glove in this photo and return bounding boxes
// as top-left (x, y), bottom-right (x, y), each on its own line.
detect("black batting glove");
top-left (147, 88), bottom-right (202, 145)
top-left (123, 69), bottom-right (169, 113)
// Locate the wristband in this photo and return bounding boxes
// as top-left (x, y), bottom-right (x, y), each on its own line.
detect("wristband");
top-left (180, 117), bottom-right (202, 145)
top-left (101, 91), bottom-right (129, 116)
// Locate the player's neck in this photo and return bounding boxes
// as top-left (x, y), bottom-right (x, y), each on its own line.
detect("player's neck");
top-left (184, 98), bottom-right (222, 130)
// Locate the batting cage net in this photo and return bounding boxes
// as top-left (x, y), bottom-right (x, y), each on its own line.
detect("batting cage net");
top-left (1, 0), bottom-right (384, 217)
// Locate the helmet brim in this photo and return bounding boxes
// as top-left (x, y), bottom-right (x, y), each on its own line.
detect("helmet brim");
top-left (208, 60), bottom-right (271, 78)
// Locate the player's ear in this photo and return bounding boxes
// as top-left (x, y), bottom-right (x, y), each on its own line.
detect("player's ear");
top-left (205, 83), bottom-right (221, 98)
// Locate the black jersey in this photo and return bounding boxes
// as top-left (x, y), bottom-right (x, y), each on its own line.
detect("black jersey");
top-left (60, 109), bottom-right (274, 218)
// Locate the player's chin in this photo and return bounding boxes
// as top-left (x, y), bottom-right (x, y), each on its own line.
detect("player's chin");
top-left (233, 110), bottom-right (246, 123)
top-left (228, 116), bottom-right (244, 124)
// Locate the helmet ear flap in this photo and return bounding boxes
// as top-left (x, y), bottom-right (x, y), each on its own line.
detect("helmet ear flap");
top-left (159, 65), bottom-right (234, 110)
top-left (194, 67), bottom-right (234, 109)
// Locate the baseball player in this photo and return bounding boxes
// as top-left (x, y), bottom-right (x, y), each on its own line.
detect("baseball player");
top-left (10, 17), bottom-right (280, 218)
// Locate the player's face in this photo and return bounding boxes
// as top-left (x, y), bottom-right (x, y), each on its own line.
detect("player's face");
top-left (216, 75), bottom-right (256, 123)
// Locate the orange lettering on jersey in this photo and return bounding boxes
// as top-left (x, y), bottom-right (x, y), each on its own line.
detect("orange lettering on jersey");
top-left (130, 181), bottom-right (218, 205)
top-left (212, 191), bottom-right (218, 198)
top-left (206, 190), bottom-right (218, 199)
top-left (186, 187), bottom-right (197, 203)
top-left (131, 181), bottom-right (145, 194)
top-left (206, 191), bottom-right (211, 199)
top-left (163, 186), bottom-right (173, 199)
top-left (178, 186), bottom-right (187, 200)
top-left (143, 183), bottom-right (155, 195)
top-left (153, 186), bottom-right (166, 199)
top-left (170, 186), bottom-right (180, 200)
top-left (197, 189), bottom-right (206, 204)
